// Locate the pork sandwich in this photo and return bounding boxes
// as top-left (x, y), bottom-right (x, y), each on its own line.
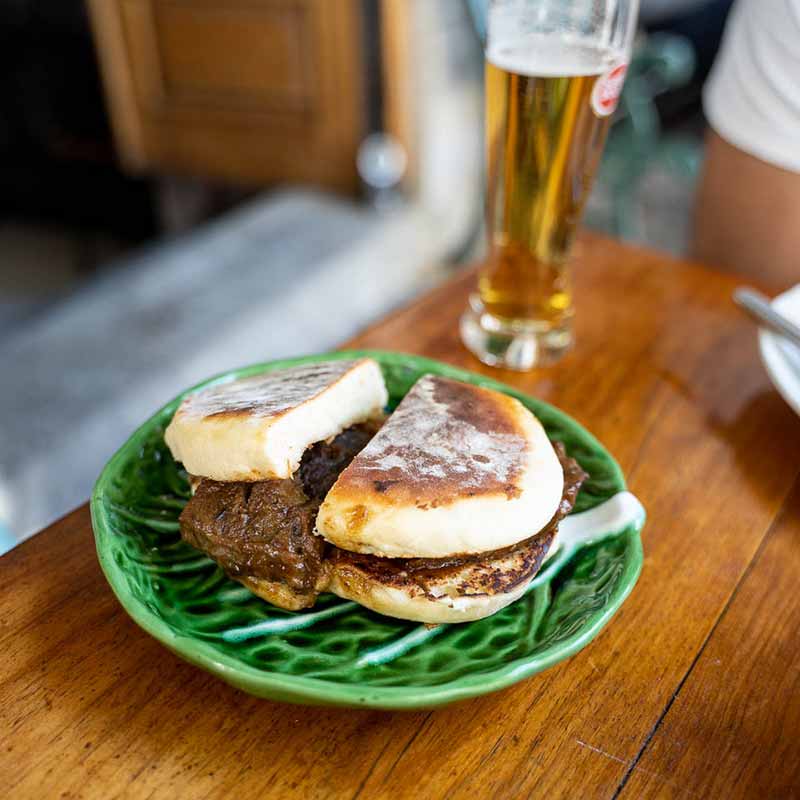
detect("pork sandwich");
top-left (165, 359), bottom-right (586, 623)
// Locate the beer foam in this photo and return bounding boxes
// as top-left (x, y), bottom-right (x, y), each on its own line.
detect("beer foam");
top-left (487, 35), bottom-right (622, 78)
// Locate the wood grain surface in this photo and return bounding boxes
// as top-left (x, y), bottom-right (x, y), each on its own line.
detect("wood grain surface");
top-left (620, 481), bottom-right (800, 798)
top-left (2, 233), bottom-right (799, 799)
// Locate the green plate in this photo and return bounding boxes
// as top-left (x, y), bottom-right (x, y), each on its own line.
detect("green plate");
top-left (91, 351), bottom-right (644, 709)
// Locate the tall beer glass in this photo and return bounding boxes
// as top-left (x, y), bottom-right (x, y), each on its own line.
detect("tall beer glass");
top-left (461, 0), bottom-right (639, 370)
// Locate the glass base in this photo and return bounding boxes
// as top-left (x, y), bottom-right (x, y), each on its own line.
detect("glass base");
top-left (459, 294), bottom-right (573, 371)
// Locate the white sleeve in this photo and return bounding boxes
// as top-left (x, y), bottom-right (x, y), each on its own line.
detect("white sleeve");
top-left (704, 0), bottom-right (800, 173)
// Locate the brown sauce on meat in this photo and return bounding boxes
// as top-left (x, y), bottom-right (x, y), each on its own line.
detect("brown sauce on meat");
top-left (179, 424), bottom-right (587, 607)
top-left (180, 478), bottom-right (324, 592)
top-left (298, 420), bottom-right (383, 502)
top-left (179, 423), bottom-right (378, 592)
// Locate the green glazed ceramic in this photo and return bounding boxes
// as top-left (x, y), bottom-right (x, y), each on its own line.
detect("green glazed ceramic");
top-left (91, 351), bottom-right (644, 709)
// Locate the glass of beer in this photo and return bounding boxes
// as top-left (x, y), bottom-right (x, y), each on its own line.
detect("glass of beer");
top-left (461, 0), bottom-right (639, 370)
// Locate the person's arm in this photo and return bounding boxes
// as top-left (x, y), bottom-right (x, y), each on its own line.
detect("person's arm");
top-left (692, 130), bottom-right (800, 290)
top-left (692, 0), bottom-right (800, 290)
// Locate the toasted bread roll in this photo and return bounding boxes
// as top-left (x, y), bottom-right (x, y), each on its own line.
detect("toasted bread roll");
top-left (165, 359), bottom-right (387, 481)
top-left (316, 375), bottom-right (563, 558)
top-left (327, 529), bottom-right (558, 623)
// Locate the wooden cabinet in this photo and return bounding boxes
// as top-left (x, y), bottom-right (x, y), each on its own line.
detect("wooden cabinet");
top-left (88, 0), bottom-right (367, 192)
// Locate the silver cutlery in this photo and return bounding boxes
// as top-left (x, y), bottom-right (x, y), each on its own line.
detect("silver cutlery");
top-left (733, 287), bottom-right (800, 351)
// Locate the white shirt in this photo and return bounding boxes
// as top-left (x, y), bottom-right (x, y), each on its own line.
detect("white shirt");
top-left (704, 0), bottom-right (800, 173)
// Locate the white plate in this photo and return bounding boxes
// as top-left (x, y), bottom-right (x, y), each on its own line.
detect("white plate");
top-left (758, 284), bottom-right (800, 416)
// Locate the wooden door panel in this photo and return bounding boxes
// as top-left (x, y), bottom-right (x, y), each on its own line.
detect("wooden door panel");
top-left (155, 2), bottom-right (312, 105)
top-left (89, 0), bottom-right (364, 191)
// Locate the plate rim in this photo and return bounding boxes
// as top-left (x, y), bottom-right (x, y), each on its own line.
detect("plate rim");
top-left (758, 285), bottom-right (800, 417)
top-left (91, 349), bottom-right (644, 709)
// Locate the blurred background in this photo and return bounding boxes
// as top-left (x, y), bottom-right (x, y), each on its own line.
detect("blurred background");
top-left (0, 0), bottom-right (733, 550)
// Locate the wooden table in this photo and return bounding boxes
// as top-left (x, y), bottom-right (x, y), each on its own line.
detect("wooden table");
top-left (3, 234), bottom-right (800, 799)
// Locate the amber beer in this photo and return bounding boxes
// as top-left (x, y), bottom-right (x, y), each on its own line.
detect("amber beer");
top-left (479, 42), bottom-right (621, 336)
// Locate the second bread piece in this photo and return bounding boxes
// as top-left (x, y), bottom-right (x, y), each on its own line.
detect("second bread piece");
top-left (165, 359), bottom-right (387, 481)
top-left (316, 374), bottom-right (564, 558)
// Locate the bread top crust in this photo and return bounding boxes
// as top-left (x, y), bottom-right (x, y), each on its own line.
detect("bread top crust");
top-left (174, 360), bottom-right (364, 422)
top-left (334, 375), bottom-right (529, 504)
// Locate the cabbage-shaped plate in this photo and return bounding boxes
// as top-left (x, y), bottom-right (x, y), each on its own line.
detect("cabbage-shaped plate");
top-left (91, 351), bottom-right (644, 709)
